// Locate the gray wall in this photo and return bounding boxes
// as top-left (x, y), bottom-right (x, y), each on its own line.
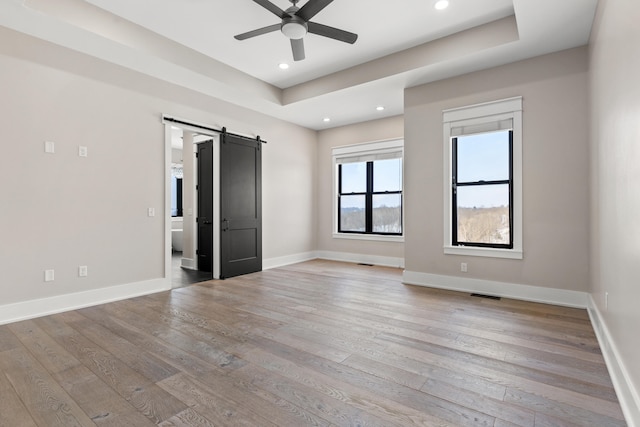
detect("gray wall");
top-left (0, 28), bottom-right (317, 309)
top-left (404, 46), bottom-right (590, 292)
top-left (316, 116), bottom-right (404, 264)
top-left (589, 0), bottom-right (640, 419)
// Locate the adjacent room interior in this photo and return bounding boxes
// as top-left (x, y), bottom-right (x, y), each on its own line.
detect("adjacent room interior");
top-left (0, 0), bottom-right (638, 425)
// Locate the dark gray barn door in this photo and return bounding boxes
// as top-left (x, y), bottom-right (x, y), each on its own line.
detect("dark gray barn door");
top-left (220, 133), bottom-right (262, 278)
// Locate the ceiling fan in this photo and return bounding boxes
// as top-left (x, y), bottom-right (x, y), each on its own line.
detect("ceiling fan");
top-left (234, 0), bottom-right (358, 61)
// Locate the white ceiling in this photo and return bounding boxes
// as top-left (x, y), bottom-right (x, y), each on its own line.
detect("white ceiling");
top-left (3, 0), bottom-right (597, 130)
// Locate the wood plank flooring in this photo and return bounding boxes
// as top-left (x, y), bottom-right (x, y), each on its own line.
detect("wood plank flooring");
top-left (0, 260), bottom-right (627, 426)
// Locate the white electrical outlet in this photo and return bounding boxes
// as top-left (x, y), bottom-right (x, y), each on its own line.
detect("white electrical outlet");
top-left (148, 207), bottom-right (155, 217)
top-left (78, 146), bottom-right (88, 157)
top-left (44, 269), bottom-right (55, 282)
top-left (79, 265), bottom-right (88, 277)
top-left (461, 262), bottom-right (468, 272)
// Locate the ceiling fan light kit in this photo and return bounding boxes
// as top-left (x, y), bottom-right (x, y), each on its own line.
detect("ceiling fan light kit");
top-left (235, 0), bottom-right (358, 61)
top-left (281, 16), bottom-right (308, 39)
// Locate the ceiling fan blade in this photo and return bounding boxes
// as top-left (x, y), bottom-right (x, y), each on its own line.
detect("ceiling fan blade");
top-left (234, 23), bottom-right (281, 40)
top-left (291, 38), bottom-right (305, 61)
top-left (252, 0), bottom-right (288, 19)
top-left (296, 0), bottom-right (334, 21)
top-left (307, 22), bottom-right (358, 44)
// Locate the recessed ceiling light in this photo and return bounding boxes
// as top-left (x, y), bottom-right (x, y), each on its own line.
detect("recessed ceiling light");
top-left (278, 63), bottom-right (290, 70)
top-left (434, 0), bottom-right (449, 10)
top-left (376, 106), bottom-right (385, 111)
top-left (323, 117), bottom-right (331, 122)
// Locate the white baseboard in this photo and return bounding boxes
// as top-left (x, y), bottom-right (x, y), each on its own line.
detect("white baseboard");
top-left (181, 257), bottom-right (196, 270)
top-left (402, 270), bottom-right (588, 308)
top-left (263, 252), bottom-right (318, 270)
top-left (587, 295), bottom-right (639, 427)
top-left (263, 250), bottom-right (405, 270)
top-left (0, 278), bottom-right (170, 325)
top-left (316, 251), bottom-right (405, 269)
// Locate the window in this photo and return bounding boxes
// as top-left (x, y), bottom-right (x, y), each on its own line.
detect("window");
top-left (333, 140), bottom-right (403, 240)
top-left (452, 130), bottom-right (512, 248)
top-left (443, 97), bottom-right (522, 259)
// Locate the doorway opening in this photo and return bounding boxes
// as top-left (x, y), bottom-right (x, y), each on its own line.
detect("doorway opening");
top-left (165, 124), bottom-right (220, 289)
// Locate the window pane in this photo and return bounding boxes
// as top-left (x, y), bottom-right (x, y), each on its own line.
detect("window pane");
top-left (456, 184), bottom-right (510, 244)
top-left (340, 195), bottom-right (366, 232)
top-left (373, 158), bottom-right (402, 192)
top-left (340, 162), bottom-right (367, 193)
top-left (457, 131), bottom-right (509, 182)
top-left (373, 194), bottom-right (402, 233)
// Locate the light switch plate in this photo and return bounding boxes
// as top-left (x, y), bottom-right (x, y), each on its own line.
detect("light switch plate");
top-left (45, 141), bottom-right (55, 153)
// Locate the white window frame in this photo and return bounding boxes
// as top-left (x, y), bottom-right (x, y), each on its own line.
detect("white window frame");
top-left (443, 97), bottom-right (523, 259)
top-left (332, 139), bottom-right (404, 242)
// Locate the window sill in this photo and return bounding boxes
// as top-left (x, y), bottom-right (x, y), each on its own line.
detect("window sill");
top-left (444, 245), bottom-right (522, 259)
top-left (333, 233), bottom-right (404, 243)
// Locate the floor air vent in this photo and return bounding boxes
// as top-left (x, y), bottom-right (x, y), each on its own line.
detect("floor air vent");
top-left (471, 293), bottom-right (501, 301)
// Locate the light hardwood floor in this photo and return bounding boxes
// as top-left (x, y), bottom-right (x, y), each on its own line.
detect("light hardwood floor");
top-left (0, 260), bottom-right (627, 426)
